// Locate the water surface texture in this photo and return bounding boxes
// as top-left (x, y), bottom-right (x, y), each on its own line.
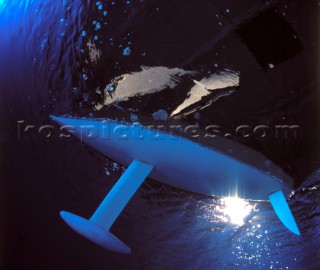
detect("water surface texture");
top-left (0, 0), bottom-right (320, 269)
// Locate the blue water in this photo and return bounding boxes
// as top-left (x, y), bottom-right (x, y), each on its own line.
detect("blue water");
top-left (0, 1), bottom-right (319, 269)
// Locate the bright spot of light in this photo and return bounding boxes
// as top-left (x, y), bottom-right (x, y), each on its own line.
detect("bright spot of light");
top-left (0, 0), bottom-right (7, 11)
top-left (222, 197), bottom-right (252, 226)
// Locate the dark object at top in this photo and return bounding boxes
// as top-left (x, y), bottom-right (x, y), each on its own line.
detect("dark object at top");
top-left (236, 8), bottom-right (303, 69)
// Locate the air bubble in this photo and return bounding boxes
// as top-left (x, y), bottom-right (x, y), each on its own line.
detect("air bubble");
top-left (123, 47), bottom-right (131, 56)
top-left (95, 22), bottom-right (101, 30)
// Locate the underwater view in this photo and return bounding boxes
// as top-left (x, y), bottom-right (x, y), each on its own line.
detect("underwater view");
top-left (0, 0), bottom-right (319, 269)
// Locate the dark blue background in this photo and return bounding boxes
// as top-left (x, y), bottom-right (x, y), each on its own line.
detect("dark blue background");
top-left (0, 0), bottom-right (319, 269)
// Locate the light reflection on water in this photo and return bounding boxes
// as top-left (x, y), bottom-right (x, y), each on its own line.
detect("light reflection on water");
top-left (220, 197), bottom-right (254, 226)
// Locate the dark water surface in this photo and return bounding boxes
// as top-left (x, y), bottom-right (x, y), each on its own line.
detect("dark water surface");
top-left (1, 0), bottom-right (320, 269)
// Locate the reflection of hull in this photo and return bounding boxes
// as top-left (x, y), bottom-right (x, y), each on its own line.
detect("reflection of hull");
top-left (51, 110), bottom-right (300, 254)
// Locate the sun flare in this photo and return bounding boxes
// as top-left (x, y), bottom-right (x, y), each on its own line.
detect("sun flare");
top-left (221, 197), bottom-right (253, 226)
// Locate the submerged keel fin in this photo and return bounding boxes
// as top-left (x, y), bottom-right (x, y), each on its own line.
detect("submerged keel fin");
top-left (269, 190), bottom-right (300, 235)
top-left (60, 159), bottom-right (154, 253)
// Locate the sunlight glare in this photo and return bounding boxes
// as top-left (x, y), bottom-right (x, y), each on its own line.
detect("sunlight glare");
top-left (222, 197), bottom-right (252, 226)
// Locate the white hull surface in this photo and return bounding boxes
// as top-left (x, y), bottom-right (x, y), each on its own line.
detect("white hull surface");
top-left (52, 116), bottom-right (292, 201)
top-left (51, 114), bottom-right (300, 254)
